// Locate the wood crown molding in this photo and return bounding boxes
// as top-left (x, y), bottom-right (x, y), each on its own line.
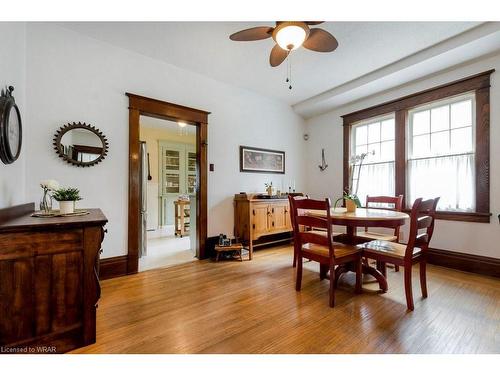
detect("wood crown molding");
top-left (126, 93), bottom-right (210, 124)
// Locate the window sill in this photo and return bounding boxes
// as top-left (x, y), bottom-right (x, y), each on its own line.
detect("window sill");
top-left (402, 210), bottom-right (491, 223)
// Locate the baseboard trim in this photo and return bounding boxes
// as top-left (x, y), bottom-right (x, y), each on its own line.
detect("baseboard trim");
top-left (427, 248), bottom-right (500, 278)
top-left (99, 255), bottom-right (129, 280)
top-left (99, 247), bottom-right (500, 280)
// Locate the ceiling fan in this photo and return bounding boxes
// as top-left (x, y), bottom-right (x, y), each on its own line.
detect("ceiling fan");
top-left (229, 21), bottom-right (338, 67)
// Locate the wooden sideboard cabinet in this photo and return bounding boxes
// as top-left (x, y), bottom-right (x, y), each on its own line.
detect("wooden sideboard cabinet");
top-left (0, 203), bottom-right (107, 354)
top-left (234, 194), bottom-right (292, 259)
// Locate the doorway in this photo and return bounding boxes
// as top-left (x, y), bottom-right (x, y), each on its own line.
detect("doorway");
top-left (126, 93), bottom-right (209, 274)
top-left (139, 117), bottom-right (199, 271)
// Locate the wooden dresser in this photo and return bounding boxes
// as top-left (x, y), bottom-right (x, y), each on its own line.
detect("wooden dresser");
top-left (234, 193), bottom-right (292, 259)
top-left (0, 203), bottom-right (107, 354)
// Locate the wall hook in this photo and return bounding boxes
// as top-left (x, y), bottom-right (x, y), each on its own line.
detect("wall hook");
top-left (318, 148), bottom-right (328, 171)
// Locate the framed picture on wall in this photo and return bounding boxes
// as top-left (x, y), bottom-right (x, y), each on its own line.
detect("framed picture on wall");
top-left (239, 146), bottom-right (285, 174)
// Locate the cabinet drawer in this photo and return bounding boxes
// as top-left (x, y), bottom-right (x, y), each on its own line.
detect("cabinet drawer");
top-left (0, 229), bottom-right (83, 260)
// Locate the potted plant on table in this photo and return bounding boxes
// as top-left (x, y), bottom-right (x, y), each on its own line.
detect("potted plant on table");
top-left (52, 187), bottom-right (82, 215)
top-left (334, 151), bottom-right (374, 212)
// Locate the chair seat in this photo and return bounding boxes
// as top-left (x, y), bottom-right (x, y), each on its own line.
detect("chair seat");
top-left (362, 240), bottom-right (421, 259)
top-left (308, 229), bottom-right (344, 238)
top-left (302, 242), bottom-right (360, 259)
top-left (357, 230), bottom-right (397, 242)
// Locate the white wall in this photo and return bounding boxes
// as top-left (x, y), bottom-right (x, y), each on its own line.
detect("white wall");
top-left (305, 53), bottom-right (500, 259)
top-left (24, 23), bottom-right (306, 258)
top-left (0, 23), bottom-right (26, 209)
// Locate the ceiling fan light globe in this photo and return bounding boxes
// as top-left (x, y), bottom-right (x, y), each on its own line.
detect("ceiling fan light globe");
top-left (276, 25), bottom-right (307, 51)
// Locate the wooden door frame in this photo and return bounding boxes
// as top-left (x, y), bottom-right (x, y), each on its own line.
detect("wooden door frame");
top-left (126, 93), bottom-right (210, 274)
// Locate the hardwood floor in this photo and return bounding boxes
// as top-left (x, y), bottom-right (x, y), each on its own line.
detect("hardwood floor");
top-left (73, 245), bottom-right (500, 354)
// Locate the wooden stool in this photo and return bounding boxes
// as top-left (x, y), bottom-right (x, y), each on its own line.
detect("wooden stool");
top-left (214, 243), bottom-right (244, 262)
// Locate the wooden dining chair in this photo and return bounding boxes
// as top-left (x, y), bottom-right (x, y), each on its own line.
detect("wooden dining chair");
top-left (289, 196), bottom-right (343, 268)
top-left (358, 195), bottom-right (404, 272)
top-left (289, 196), bottom-right (363, 307)
top-left (361, 197), bottom-right (440, 310)
top-left (290, 195), bottom-right (307, 268)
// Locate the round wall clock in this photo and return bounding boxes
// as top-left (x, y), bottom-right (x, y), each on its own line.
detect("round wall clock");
top-left (0, 86), bottom-right (22, 164)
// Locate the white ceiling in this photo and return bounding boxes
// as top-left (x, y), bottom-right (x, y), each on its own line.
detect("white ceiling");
top-left (58, 22), bottom-right (481, 107)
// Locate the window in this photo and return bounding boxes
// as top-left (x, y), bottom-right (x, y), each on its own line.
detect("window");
top-left (342, 70), bottom-right (492, 223)
top-left (407, 94), bottom-right (475, 212)
top-left (351, 115), bottom-right (395, 206)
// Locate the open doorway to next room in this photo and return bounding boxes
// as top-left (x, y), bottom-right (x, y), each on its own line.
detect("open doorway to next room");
top-left (138, 116), bottom-right (198, 271)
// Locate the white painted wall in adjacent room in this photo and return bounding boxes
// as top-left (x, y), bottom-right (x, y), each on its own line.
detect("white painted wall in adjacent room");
top-left (24, 23), bottom-right (306, 258)
top-left (304, 53), bottom-right (500, 259)
top-left (0, 23), bottom-right (26, 209)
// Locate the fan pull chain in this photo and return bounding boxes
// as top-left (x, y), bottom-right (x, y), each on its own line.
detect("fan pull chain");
top-left (285, 51), bottom-right (292, 90)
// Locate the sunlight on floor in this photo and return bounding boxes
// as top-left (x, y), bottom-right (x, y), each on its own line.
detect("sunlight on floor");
top-left (138, 234), bottom-right (196, 272)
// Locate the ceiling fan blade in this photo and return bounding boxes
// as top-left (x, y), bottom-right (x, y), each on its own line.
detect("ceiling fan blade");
top-left (269, 44), bottom-right (288, 67)
top-left (305, 21), bottom-right (324, 25)
top-left (303, 28), bottom-right (339, 52)
top-left (230, 26), bottom-right (273, 41)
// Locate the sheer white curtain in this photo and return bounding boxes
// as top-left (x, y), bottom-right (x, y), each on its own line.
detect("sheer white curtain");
top-left (407, 154), bottom-right (475, 211)
top-left (353, 162), bottom-right (395, 207)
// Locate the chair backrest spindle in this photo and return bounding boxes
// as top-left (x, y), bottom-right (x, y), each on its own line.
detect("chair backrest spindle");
top-left (289, 196), bottom-right (335, 259)
top-left (365, 195), bottom-right (404, 238)
top-left (405, 197), bottom-right (440, 259)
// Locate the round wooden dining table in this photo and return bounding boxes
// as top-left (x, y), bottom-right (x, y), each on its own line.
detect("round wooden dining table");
top-left (306, 207), bottom-right (409, 292)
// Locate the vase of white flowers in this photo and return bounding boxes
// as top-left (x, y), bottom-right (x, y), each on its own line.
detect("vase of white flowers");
top-left (39, 180), bottom-right (60, 214)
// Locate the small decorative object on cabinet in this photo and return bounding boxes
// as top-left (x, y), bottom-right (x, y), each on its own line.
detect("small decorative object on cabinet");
top-left (52, 187), bottom-right (83, 215)
top-left (0, 86), bottom-right (22, 165)
top-left (234, 193), bottom-right (294, 259)
top-left (264, 182), bottom-right (275, 196)
top-left (174, 199), bottom-right (190, 237)
top-left (39, 179), bottom-right (60, 214)
top-left (0, 203), bottom-right (107, 353)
